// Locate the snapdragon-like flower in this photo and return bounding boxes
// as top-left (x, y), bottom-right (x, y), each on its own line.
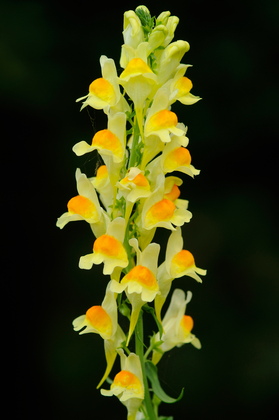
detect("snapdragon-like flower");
top-left (73, 284), bottom-right (125, 388)
top-left (90, 164), bottom-right (114, 211)
top-left (155, 11), bottom-right (179, 47)
top-left (119, 56), bottom-right (157, 130)
top-left (73, 112), bottom-right (127, 196)
top-left (117, 167), bottom-right (151, 203)
top-left (76, 55), bottom-right (129, 114)
top-left (152, 289), bottom-right (201, 365)
top-left (141, 175), bottom-right (192, 232)
top-left (110, 238), bottom-right (160, 345)
top-left (101, 349), bottom-right (144, 420)
top-left (56, 168), bottom-right (107, 237)
top-left (119, 57), bottom-right (157, 101)
top-left (155, 40), bottom-right (190, 86)
top-left (155, 227), bottom-right (206, 320)
top-left (122, 10), bottom-right (145, 50)
top-left (165, 227), bottom-right (207, 281)
top-left (168, 65), bottom-right (201, 105)
top-left (163, 176), bottom-right (183, 201)
top-left (144, 87), bottom-right (185, 143)
top-left (79, 217), bottom-right (128, 274)
top-left (73, 112), bottom-right (126, 164)
top-left (161, 137), bottom-right (200, 177)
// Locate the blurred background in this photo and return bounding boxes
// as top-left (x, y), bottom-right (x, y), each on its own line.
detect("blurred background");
top-left (3, 0), bottom-right (278, 418)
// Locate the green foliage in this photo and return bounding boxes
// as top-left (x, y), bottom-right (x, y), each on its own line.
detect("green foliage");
top-left (159, 417), bottom-right (174, 420)
top-left (135, 6), bottom-right (155, 39)
top-left (146, 361), bottom-right (184, 404)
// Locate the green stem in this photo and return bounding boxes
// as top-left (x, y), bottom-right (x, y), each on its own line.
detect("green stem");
top-left (129, 116), bottom-right (141, 168)
top-left (135, 311), bottom-right (157, 420)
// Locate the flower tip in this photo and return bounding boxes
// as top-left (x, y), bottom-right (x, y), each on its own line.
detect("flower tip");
top-left (135, 5), bottom-right (152, 21)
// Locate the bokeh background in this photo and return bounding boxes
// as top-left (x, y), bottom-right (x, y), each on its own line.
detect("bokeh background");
top-left (3, 0), bottom-right (278, 418)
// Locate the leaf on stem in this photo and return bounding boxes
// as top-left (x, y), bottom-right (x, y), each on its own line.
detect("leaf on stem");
top-left (145, 361), bottom-right (184, 404)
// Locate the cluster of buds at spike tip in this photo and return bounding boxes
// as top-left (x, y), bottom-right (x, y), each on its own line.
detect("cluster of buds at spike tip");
top-left (57, 5), bottom-right (206, 420)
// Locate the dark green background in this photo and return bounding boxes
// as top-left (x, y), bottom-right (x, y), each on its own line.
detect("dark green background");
top-left (3, 0), bottom-right (278, 418)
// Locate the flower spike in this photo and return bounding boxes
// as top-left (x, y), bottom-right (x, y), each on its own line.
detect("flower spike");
top-left (58, 6), bottom-right (205, 419)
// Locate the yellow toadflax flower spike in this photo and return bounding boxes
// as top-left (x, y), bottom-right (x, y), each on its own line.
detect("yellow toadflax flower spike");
top-left (58, 5), bottom-right (205, 419)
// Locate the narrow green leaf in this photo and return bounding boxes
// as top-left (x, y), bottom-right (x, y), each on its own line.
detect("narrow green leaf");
top-left (139, 417), bottom-right (173, 420)
top-left (145, 361), bottom-right (184, 404)
top-left (159, 417), bottom-right (174, 420)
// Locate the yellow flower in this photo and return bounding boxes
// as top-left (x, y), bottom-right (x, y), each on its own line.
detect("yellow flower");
top-left (155, 11), bottom-right (179, 47)
top-left (156, 40), bottom-right (190, 85)
top-left (162, 137), bottom-right (200, 177)
top-left (91, 165), bottom-right (114, 210)
top-left (146, 24), bottom-right (168, 53)
top-left (163, 176), bottom-right (183, 202)
top-left (119, 57), bottom-right (157, 128)
top-left (155, 227), bottom-right (206, 320)
top-left (56, 168), bottom-right (106, 235)
top-left (140, 134), bottom-right (164, 169)
top-left (123, 10), bottom-right (144, 49)
top-left (144, 87), bottom-right (185, 143)
top-left (78, 305), bottom-right (113, 338)
top-left (92, 129), bottom-right (123, 161)
top-left (76, 56), bottom-right (124, 112)
top-left (73, 112), bottom-right (127, 195)
top-left (169, 65), bottom-right (201, 105)
top-left (168, 227), bottom-right (206, 280)
top-left (120, 57), bottom-right (153, 80)
top-left (141, 175), bottom-right (192, 232)
top-left (79, 217), bottom-right (128, 274)
top-left (73, 283), bottom-right (126, 388)
top-left (152, 289), bottom-right (201, 365)
top-left (117, 167), bottom-right (151, 203)
top-left (72, 112), bottom-right (126, 164)
top-left (110, 238), bottom-right (160, 344)
top-left (101, 349), bottom-right (144, 420)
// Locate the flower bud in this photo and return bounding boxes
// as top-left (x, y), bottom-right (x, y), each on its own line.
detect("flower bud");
top-left (147, 24), bottom-right (168, 52)
top-left (123, 10), bottom-right (144, 48)
top-left (157, 40), bottom-right (190, 84)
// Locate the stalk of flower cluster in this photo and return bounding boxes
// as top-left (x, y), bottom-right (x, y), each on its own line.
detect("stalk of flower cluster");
top-left (57, 5), bottom-right (206, 420)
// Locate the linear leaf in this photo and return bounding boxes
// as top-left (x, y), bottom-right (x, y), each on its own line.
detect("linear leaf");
top-left (145, 361), bottom-right (184, 404)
